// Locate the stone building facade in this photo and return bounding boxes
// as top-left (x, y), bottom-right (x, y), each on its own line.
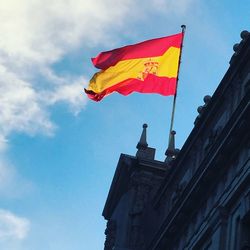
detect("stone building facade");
top-left (102, 31), bottom-right (250, 250)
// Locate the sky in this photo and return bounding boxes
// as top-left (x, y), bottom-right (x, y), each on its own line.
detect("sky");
top-left (0, 0), bottom-right (249, 249)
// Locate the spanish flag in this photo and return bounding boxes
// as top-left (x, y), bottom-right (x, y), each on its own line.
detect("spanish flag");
top-left (85, 32), bottom-right (183, 101)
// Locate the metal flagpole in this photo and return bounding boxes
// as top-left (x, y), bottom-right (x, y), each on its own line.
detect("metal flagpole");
top-left (167, 25), bottom-right (186, 149)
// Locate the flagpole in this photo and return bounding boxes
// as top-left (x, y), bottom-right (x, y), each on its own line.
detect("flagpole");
top-left (167, 25), bottom-right (186, 150)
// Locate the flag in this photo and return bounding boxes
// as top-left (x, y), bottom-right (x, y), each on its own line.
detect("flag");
top-left (85, 32), bottom-right (183, 101)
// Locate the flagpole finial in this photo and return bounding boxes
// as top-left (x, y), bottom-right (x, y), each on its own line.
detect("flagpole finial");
top-left (181, 25), bottom-right (186, 32)
top-left (136, 123), bottom-right (148, 150)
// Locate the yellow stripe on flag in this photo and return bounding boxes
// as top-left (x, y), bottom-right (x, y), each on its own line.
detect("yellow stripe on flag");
top-left (87, 47), bottom-right (180, 94)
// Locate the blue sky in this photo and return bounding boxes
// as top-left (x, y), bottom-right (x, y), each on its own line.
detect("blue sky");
top-left (0, 1), bottom-right (249, 249)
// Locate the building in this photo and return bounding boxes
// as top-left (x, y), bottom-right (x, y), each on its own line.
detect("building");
top-left (102, 31), bottom-right (250, 250)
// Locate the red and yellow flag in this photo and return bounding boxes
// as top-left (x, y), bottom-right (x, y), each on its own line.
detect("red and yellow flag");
top-left (85, 32), bottom-right (183, 101)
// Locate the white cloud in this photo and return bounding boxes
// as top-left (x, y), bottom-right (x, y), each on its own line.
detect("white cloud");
top-left (0, 65), bottom-right (55, 138)
top-left (0, 0), bottom-right (137, 149)
top-left (0, 209), bottom-right (30, 241)
top-left (0, 0), bottom-right (134, 65)
top-left (45, 78), bottom-right (88, 115)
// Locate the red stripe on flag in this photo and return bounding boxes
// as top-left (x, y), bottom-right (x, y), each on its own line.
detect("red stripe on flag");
top-left (92, 33), bottom-right (183, 70)
top-left (84, 74), bottom-right (177, 101)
